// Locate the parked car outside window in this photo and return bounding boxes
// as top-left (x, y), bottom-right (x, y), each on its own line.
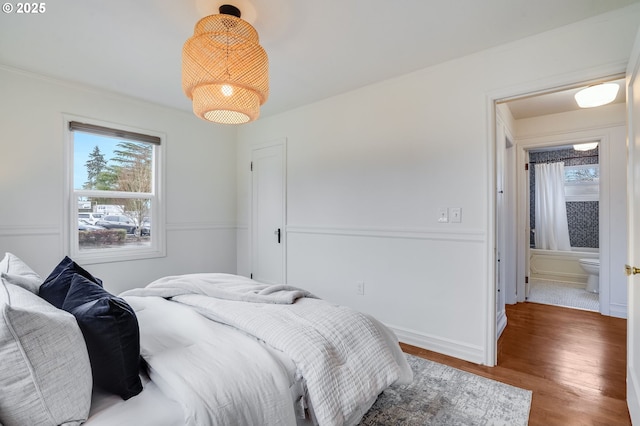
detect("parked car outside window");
top-left (78, 219), bottom-right (105, 231)
top-left (96, 215), bottom-right (137, 234)
top-left (140, 217), bottom-right (151, 236)
top-left (78, 212), bottom-right (104, 225)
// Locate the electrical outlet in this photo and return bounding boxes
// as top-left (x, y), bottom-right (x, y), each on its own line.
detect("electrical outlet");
top-left (356, 281), bottom-right (365, 296)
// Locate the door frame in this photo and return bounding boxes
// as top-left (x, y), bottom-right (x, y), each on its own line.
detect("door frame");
top-left (515, 135), bottom-right (610, 310)
top-left (625, 27), bottom-right (640, 423)
top-left (250, 138), bottom-right (288, 284)
top-left (495, 113), bottom-right (515, 338)
top-left (486, 63), bottom-right (626, 366)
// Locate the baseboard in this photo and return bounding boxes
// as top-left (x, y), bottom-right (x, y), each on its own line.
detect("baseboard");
top-left (628, 364), bottom-right (640, 424)
top-left (609, 303), bottom-right (627, 319)
top-left (388, 324), bottom-right (484, 365)
top-left (496, 310), bottom-right (508, 338)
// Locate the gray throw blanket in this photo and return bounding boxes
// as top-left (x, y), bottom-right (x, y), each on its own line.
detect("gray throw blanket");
top-left (121, 273), bottom-right (314, 304)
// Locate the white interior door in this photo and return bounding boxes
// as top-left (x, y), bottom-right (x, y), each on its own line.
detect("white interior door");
top-left (251, 143), bottom-right (286, 284)
top-left (626, 28), bottom-right (640, 423)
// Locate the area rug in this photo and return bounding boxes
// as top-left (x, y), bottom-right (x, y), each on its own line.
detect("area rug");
top-left (527, 278), bottom-right (599, 312)
top-left (359, 354), bottom-right (532, 425)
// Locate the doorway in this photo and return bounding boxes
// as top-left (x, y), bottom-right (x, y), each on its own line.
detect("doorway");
top-left (525, 144), bottom-right (601, 312)
top-left (492, 75), bottom-right (629, 365)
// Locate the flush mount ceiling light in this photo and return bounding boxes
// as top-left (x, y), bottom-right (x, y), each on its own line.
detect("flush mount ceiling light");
top-left (574, 83), bottom-right (619, 108)
top-left (573, 142), bottom-right (598, 151)
top-left (182, 4), bottom-right (269, 124)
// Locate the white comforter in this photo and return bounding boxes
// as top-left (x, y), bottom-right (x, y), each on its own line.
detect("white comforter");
top-left (123, 273), bottom-right (412, 426)
top-left (123, 295), bottom-right (300, 426)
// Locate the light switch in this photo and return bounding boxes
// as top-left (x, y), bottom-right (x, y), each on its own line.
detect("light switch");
top-left (451, 207), bottom-right (462, 223)
top-left (438, 207), bottom-right (449, 223)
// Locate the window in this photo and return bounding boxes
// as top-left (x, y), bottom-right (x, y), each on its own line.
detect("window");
top-left (66, 117), bottom-right (165, 263)
top-left (564, 164), bottom-right (599, 202)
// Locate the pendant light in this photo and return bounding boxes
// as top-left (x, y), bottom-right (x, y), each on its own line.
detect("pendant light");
top-left (182, 4), bottom-right (269, 124)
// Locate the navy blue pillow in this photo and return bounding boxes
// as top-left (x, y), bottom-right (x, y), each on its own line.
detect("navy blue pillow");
top-left (62, 273), bottom-right (142, 400)
top-left (39, 256), bottom-right (103, 308)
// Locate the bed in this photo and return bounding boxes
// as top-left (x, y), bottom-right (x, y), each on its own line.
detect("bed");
top-left (0, 253), bottom-right (412, 426)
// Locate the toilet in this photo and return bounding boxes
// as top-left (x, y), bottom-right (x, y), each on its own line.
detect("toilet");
top-left (578, 258), bottom-right (600, 293)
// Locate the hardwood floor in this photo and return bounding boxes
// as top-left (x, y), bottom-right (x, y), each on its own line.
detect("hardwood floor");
top-left (401, 302), bottom-right (629, 425)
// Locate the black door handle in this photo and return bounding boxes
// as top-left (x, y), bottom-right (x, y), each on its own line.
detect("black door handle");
top-left (275, 228), bottom-right (281, 244)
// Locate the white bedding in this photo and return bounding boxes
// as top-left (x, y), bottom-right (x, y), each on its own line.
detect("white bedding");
top-left (125, 295), bottom-right (306, 426)
top-left (121, 273), bottom-right (413, 426)
top-left (86, 374), bottom-right (184, 426)
top-left (86, 294), bottom-right (310, 425)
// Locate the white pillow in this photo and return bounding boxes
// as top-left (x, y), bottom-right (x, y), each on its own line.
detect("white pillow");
top-left (0, 280), bottom-right (92, 426)
top-left (0, 252), bottom-right (43, 293)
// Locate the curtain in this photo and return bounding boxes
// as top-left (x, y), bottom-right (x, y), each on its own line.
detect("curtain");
top-left (534, 162), bottom-right (572, 250)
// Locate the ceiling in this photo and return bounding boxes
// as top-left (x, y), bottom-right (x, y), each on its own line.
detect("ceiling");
top-left (504, 78), bottom-right (627, 120)
top-left (1, 0), bottom-right (638, 120)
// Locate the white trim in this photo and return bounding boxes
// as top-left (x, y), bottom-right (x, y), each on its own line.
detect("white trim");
top-left (0, 223), bottom-right (235, 236)
top-left (626, 27), bottom-right (640, 424)
top-left (496, 310), bottom-right (508, 338)
top-left (517, 130), bottom-right (616, 146)
top-left (610, 303), bottom-right (628, 319)
top-left (629, 364), bottom-right (640, 423)
top-left (491, 62), bottom-right (626, 104)
top-left (486, 93), bottom-right (498, 367)
top-left (63, 113), bottom-right (166, 265)
top-left (516, 122), bottom-right (625, 141)
top-left (166, 222), bottom-right (237, 231)
top-left (0, 226), bottom-right (60, 237)
top-left (286, 225), bottom-right (486, 243)
top-left (598, 135), bottom-right (611, 316)
top-left (388, 324), bottom-right (484, 364)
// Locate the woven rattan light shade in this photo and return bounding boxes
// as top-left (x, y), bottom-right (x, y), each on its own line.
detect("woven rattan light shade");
top-left (183, 10), bottom-right (268, 124)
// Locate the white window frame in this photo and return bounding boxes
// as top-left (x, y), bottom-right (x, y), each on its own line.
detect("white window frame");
top-left (64, 115), bottom-right (166, 264)
top-left (564, 164), bottom-right (599, 202)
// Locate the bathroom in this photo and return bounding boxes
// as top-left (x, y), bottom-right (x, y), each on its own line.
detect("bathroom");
top-left (527, 144), bottom-right (600, 311)
top-left (497, 79), bottom-right (628, 319)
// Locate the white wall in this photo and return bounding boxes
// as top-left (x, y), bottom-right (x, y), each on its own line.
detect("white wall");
top-left (0, 66), bottom-right (238, 295)
top-left (515, 103), bottom-right (628, 318)
top-left (237, 6), bottom-right (640, 364)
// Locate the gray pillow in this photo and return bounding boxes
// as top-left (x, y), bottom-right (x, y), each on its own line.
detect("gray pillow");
top-left (0, 280), bottom-right (92, 426)
top-left (0, 252), bottom-right (43, 293)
